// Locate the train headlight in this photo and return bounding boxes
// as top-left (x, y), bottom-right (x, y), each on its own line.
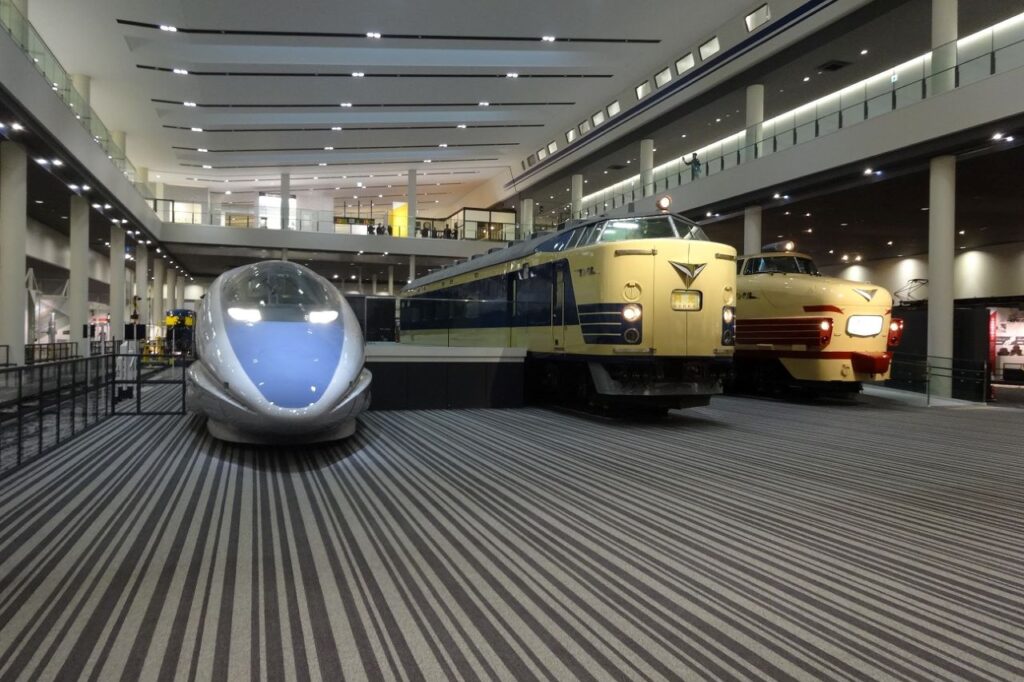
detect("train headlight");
top-left (671, 290), bottom-right (702, 311)
top-left (721, 306), bottom-right (736, 346)
top-left (308, 310), bottom-right (339, 324)
top-left (622, 304), bottom-right (642, 322)
top-left (722, 307), bottom-right (734, 324)
top-left (847, 315), bottom-right (883, 337)
top-left (227, 307), bottom-right (262, 323)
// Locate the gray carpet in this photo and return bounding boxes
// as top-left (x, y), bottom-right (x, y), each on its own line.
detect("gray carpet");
top-left (0, 396), bottom-right (1021, 681)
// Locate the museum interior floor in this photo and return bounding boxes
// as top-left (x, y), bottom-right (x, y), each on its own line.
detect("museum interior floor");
top-left (0, 395), bottom-right (1021, 681)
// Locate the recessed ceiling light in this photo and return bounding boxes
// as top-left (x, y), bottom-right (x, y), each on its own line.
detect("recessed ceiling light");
top-left (183, 101), bottom-right (197, 107)
top-left (331, 126), bottom-right (343, 131)
top-left (506, 72), bottom-right (519, 78)
top-left (35, 158), bottom-right (49, 165)
top-left (958, 229), bottom-right (965, 235)
top-left (424, 159), bottom-right (432, 163)
top-left (190, 127), bottom-right (203, 132)
top-left (828, 249), bottom-right (834, 254)
top-left (773, 193), bottom-right (781, 199)
top-left (478, 101), bottom-right (490, 107)
top-left (340, 102), bottom-right (353, 107)
top-left (52, 159), bottom-right (63, 166)
top-left (803, 76), bottom-right (810, 82)
top-left (887, 240), bottom-right (893, 245)
top-left (854, 255), bottom-right (862, 262)
top-left (34, 200), bottom-right (43, 204)
top-left (366, 31), bottom-right (381, 39)
top-left (541, 35), bottom-right (556, 42)
top-left (318, 162), bottom-right (327, 166)
top-left (439, 143), bottom-right (447, 148)
top-left (352, 72), bottom-right (365, 78)
top-left (860, 49), bottom-right (869, 55)
top-left (456, 124), bottom-right (467, 129)
top-left (225, 190), bottom-right (232, 195)
top-left (324, 146), bottom-right (334, 150)
top-left (81, 185), bottom-right (90, 191)
top-left (202, 164), bottom-right (212, 169)
top-left (864, 168), bottom-right (873, 175)
top-left (197, 148), bottom-right (208, 152)
top-left (159, 25), bottom-right (177, 32)
top-left (172, 68), bottom-right (189, 75)
top-left (68, 184), bottom-right (79, 190)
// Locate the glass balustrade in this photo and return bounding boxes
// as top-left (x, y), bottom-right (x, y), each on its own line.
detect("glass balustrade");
top-left (578, 13), bottom-right (1024, 219)
top-left (0, 0), bottom-right (139, 185)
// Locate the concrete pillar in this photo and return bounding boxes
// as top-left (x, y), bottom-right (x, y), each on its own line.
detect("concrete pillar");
top-left (743, 206), bottom-right (763, 255)
top-left (280, 172), bottom-right (290, 230)
top-left (135, 243), bottom-right (149, 337)
top-left (640, 139), bottom-right (655, 197)
top-left (71, 73), bottom-right (91, 122)
top-left (571, 174), bottom-right (583, 219)
top-left (136, 166), bottom-right (151, 197)
top-left (927, 155), bottom-right (956, 398)
top-left (167, 269), bottom-right (178, 312)
top-left (69, 196), bottom-right (90, 357)
top-left (388, 265), bottom-right (394, 295)
top-left (929, 0), bottom-right (958, 95)
top-left (109, 224), bottom-right (125, 340)
top-left (407, 169), bottom-right (417, 236)
top-left (153, 258), bottom-right (165, 337)
top-left (519, 198), bottom-right (534, 238)
top-left (408, 254), bottom-right (416, 283)
top-left (745, 83), bottom-right (765, 160)
top-left (0, 142), bottom-right (27, 365)
top-left (177, 277), bottom-right (185, 309)
top-left (371, 272), bottom-right (378, 296)
top-left (111, 130), bottom-right (126, 159)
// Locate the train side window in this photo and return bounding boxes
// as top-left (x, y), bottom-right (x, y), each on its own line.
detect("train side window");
top-left (736, 260), bottom-right (745, 275)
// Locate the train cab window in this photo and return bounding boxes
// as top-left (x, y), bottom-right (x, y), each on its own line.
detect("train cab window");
top-left (577, 223), bottom-right (602, 247)
top-left (745, 256), bottom-right (819, 275)
top-left (598, 216), bottom-right (677, 242)
top-left (221, 261), bottom-right (340, 322)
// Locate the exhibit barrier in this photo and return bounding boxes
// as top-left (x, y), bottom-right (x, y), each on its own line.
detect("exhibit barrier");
top-left (0, 354), bottom-right (115, 477)
top-left (887, 353), bottom-right (990, 404)
top-left (111, 352), bottom-right (189, 417)
top-left (25, 342), bottom-right (79, 365)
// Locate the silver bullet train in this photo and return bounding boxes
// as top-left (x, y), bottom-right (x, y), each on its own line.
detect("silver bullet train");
top-left (187, 260), bottom-right (371, 443)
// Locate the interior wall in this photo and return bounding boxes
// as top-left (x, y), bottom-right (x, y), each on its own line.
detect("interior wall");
top-left (821, 241), bottom-right (1024, 300)
top-left (27, 217), bottom-right (111, 284)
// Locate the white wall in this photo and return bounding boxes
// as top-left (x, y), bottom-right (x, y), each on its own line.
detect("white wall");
top-left (27, 217), bottom-right (111, 284)
top-left (822, 241), bottom-right (1024, 300)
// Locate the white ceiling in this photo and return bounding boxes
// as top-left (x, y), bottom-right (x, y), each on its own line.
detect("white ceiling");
top-left (27, 0), bottom-right (755, 216)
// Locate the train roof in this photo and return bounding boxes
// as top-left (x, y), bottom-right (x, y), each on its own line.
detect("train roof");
top-left (402, 213), bottom-right (696, 293)
top-left (739, 251), bottom-right (815, 260)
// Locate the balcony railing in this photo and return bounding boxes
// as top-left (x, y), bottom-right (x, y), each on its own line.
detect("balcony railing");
top-left (578, 12), bottom-right (1024, 219)
top-left (0, 0), bottom-right (148, 193)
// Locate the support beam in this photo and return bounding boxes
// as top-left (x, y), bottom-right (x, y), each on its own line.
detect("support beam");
top-left (640, 139), bottom-right (655, 197)
top-left (69, 196), bottom-right (90, 357)
top-left (407, 169), bottom-right (417, 236)
top-left (0, 142), bottom-right (27, 365)
top-left (929, 0), bottom-right (958, 94)
top-left (519, 198), bottom-right (534, 239)
top-left (571, 174), bottom-right (583, 219)
top-left (167, 270), bottom-right (178, 313)
top-left (388, 265), bottom-right (394, 296)
top-left (927, 155), bottom-right (956, 399)
top-left (135, 243), bottom-right (149, 337)
top-left (280, 173), bottom-right (290, 230)
top-left (745, 83), bottom-right (765, 161)
top-left (743, 206), bottom-right (763, 255)
top-left (152, 258), bottom-right (165, 338)
top-left (109, 224), bottom-right (125, 341)
top-left (408, 254), bottom-right (416, 284)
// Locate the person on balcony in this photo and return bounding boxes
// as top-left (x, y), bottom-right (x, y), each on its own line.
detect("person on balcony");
top-left (683, 152), bottom-right (702, 179)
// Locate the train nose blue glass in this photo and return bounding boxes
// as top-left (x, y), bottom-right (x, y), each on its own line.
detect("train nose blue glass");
top-left (226, 320), bottom-right (343, 408)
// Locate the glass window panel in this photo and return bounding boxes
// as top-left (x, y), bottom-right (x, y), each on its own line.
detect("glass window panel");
top-left (676, 53), bottom-right (695, 74)
top-left (591, 110), bottom-right (606, 126)
top-left (635, 80), bottom-right (652, 100)
top-left (699, 36), bottom-right (720, 61)
top-left (606, 100), bottom-right (621, 116)
top-left (654, 67), bottom-right (672, 88)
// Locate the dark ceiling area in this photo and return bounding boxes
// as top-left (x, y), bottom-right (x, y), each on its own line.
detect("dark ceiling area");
top-left (694, 140), bottom-right (1024, 266)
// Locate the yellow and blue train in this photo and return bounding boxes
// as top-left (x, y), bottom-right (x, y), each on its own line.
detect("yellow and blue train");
top-left (400, 213), bottom-right (737, 410)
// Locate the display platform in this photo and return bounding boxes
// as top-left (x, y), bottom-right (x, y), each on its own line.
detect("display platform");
top-left (365, 343), bottom-right (526, 410)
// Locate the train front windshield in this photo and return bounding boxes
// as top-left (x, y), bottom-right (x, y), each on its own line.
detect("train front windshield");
top-left (221, 261), bottom-right (342, 322)
top-left (745, 256), bottom-right (820, 275)
top-left (597, 216), bottom-right (709, 243)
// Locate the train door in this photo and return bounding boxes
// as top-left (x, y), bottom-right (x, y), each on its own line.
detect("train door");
top-left (552, 266), bottom-right (566, 349)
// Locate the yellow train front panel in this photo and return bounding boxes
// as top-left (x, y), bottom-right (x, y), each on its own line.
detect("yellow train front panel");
top-left (401, 214), bottom-right (737, 405)
top-left (735, 251), bottom-right (903, 386)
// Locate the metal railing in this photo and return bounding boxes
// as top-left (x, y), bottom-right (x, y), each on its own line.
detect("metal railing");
top-left (25, 342), bottom-right (78, 365)
top-left (887, 354), bottom-right (990, 405)
top-left (577, 13), bottom-right (1024, 219)
top-left (0, 354), bottom-right (116, 476)
top-left (0, 345), bottom-right (9, 368)
top-left (0, 0), bottom-right (142, 187)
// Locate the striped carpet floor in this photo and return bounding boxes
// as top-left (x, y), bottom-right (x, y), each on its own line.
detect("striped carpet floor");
top-left (0, 396), bottom-right (1021, 681)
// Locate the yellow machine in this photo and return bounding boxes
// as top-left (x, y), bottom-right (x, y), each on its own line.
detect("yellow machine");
top-left (734, 242), bottom-right (904, 392)
top-left (401, 213), bottom-right (737, 410)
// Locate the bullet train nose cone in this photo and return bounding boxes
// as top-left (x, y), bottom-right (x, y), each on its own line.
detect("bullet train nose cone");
top-left (226, 320), bottom-right (343, 408)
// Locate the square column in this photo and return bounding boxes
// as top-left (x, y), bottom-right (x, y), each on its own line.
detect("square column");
top-left (519, 198), bottom-right (534, 239)
top-left (152, 258), bottom-right (165, 338)
top-left (743, 206), bottom-right (763, 255)
top-left (109, 224), bottom-right (126, 340)
top-left (571, 174), bottom-right (583, 219)
top-left (135, 243), bottom-right (149, 337)
top-left (407, 170), bottom-right (417, 236)
top-left (927, 155), bottom-right (956, 398)
top-left (388, 265), bottom-right (394, 295)
top-left (167, 269), bottom-right (178, 312)
top-left (69, 196), bottom-right (90, 357)
top-left (280, 173), bottom-right (290, 230)
top-left (0, 142), bottom-right (27, 365)
top-left (640, 139), bottom-right (655, 197)
top-left (408, 255), bottom-right (416, 284)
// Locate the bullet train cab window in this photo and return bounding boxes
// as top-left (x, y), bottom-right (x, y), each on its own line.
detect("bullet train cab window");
top-left (221, 262), bottom-right (342, 322)
top-left (743, 256), bottom-right (819, 275)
